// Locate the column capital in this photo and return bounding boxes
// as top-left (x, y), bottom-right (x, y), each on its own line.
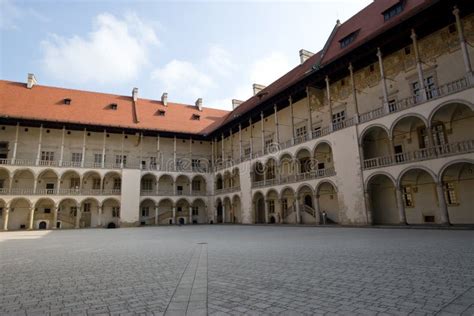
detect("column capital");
top-left (410, 28), bottom-right (417, 41)
top-left (376, 47), bottom-right (382, 58)
top-left (452, 5), bottom-right (460, 17)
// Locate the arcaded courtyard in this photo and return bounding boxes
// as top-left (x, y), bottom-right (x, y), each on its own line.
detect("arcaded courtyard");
top-left (1, 226), bottom-right (473, 316)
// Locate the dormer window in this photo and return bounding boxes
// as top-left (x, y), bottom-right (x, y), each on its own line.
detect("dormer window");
top-left (109, 103), bottom-right (118, 110)
top-left (64, 98), bottom-right (71, 105)
top-left (156, 110), bottom-right (166, 116)
top-left (383, 2), bottom-right (404, 21)
top-left (192, 114), bottom-right (201, 121)
top-left (340, 31), bottom-right (358, 49)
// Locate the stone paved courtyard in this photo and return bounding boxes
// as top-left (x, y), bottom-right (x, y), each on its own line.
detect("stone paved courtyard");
top-left (0, 226), bottom-right (473, 316)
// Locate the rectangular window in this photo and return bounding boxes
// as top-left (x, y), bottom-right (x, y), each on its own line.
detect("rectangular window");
top-left (113, 178), bottom-right (121, 190)
top-left (149, 156), bottom-right (157, 168)
top-left (92, 179), bottom-right (101, 190)
top-left (94, 154), bottom-right (103, 164)
top-left (141, 206), bottom-right (149, 217)
top-left (388, 99), bottom-right (397, 113)
top-left (383, 2), bottom-right (404, 21)
top-left (41, 151), bottom-right (54, 161)
top-left (70, 206), bottom-right (77, 217)
top-left (418, 127), bottom-right (429, 149)
top-left (268, 200), bottom-right (275, 213)
top-left (192, 180), bottom-right (201, 191)
top-left (281, 199), bottom-right (288, 212)
top-left (44, 208), bottom-right (51, 214)
top-left (444, 182), bottom-right (458, 205)
top-left (192, 159), bottom-right (200, 169)
top-left (402, 185), bottom-right (414, 207)
top-left (115, 155), bottom-right (127, 166)
top-left (112, 207), bottom-right (120, 218)
top-left (265, 139), bottom-right (273, 152)
top-left (71, 152), bottom-right (82, 163)
top-left (431, 123), bottom-right (446, 146)
top-left (295, 126), bottom-right (307, 138)
top-left (192, 206), bottom-right (199, 216)
top-left (83, 203), bottom-right (91, 213)
top-left (70, 177), bottom-right (80, 189)
top-left (332, 110), bottom-right (345, 124)
top-left (244, 147), bottom-right (251, 157)
top-left (0, 179), bottom-right (4, 189)
top-left (340, 31), bottom-right (358, 49)
top-left (412, 76), bottom-right (437, 101)
top-left (142, 179), bottom-right (153, 191)
top-left (0, 142), bottom-right (8, 159)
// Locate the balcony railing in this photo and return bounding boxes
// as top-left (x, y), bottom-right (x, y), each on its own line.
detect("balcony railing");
top-left (363, 139), bottom-right (474, 170)
top-left (252, 167), bottom-right (336, 188)
top-left (0, 188), bottom-right (121, 195)
top-left (140, 189), bottom-right (210, 196)
top-left (359, 76), bottom-right (471, 124)
top-left (215, 186), bottom-right (241, 195)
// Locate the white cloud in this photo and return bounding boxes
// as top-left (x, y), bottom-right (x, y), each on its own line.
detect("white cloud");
top-left (40, 13), bottom-right (159, 84)
top-left (0, 0), bottom-right (48, 30)
top-left (249, 51), bottom-right (290, 86)
top-left (208, 52), bottom-right (291, 109)
top-left (151, 59), bottom-right (214, 100)
top-left (206, 45), bottom-right (236, 76)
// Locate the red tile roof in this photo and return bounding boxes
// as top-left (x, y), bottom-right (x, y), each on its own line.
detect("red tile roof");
top-left (319, 0), bottom-right (429, 66)
top-left (0, 0), bottom-right (434, 136)
top-left (0, 80), bottom-right (230, 135)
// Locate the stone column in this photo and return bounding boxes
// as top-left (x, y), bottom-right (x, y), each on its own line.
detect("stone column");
top-left (97, 205), bottom-right (103, 227)
top-left (120, 131), bottom-right (125, 168)
top-left (12, 122), bottom-right (19, 164)
top-left (59, 126), bottom-right (65, 167)
top-left (295, 199), bottom-right (301, 224)
top-left (102, 130), bottom-right (106, 168)
top-left (453, 6), bottom-right (472, 76)
top-left (274, 104), bottom-right (280, 145)
top-left (313, 193), bottom-right (320, 224)
top-left (325, 76), bottom-right (333, 131)
top-left (349, 63), bottom-right (359, 123)
top-left (275, 199), bottom-right (282, 224)
top-left (260, 111), bottom-right (265, 154)
top-left (238, 124), bottom-right (243, 158)
top-left (75, 208), bottom-right (81, 229)
top-left (3, 207), bottom-right (9, 230)
top-left (173, 136), bottom-right (177, 171)
top-left (249, 118), bottom-right (253, 158)
top-left (289, 96), bottom-right (295, 140)
top-left (264, 200), bottom-right (269, 224)
top-left (154, 204), bottom-right (159, 225)
top-left (172, 206), bottom-right (176, 224)
top-left (411, 29), bottom-right (426, 101)
top-left (222, 204), bottom-right (226, 223)
top-left (35, 124), bottom-right (43, 166)
top-left (28, 206), bottom-right (35, 230)
top-left (364, 190), bottom-right (373, 225)
top-left (306, 87), bottom-right (313, 136)
top-left (395, 187), bottom-right (407, 225)
top-left (436, 182), bottom-right (450, 225)
top-left (377, 47), bottom-right (390, 113)
top-left (189, 206), bottom-right (193, 224)
top-left (221, 133), bottom-right (225, 163)
top-left (81, 128), bottom-right (87, 168)
top-left (52, 206), bottom-right (58, 229)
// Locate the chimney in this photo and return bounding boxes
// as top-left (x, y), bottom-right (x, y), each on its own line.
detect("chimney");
top-left (195, 98), bottom-right (203, 111)
top-left (232, 99), bottom-right (244, 110)
top-left (27, 73), bottom-right (37, 89)
top-left (161, 92), bottom-right (168, 106)
top-left (252, 84), bottom-right (266, 96)
top-left (132, 87), bottom-right (138, 102)
top-left (299, 49), bottom-right (314, 64)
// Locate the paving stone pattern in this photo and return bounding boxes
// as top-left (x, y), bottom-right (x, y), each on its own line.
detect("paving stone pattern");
top-left (0, 226), bottom-right (473, 315)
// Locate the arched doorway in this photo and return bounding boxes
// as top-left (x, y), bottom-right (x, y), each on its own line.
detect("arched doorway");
top-left (399, 168), bottom-right (438, 224)
top-left (57, 198), bottom-right (79, 229)
top-left (391, 115), bottom-right (428, 163)
top-left (253, 192), bottom-right (265, 224)
top-left (280, 187), bottom-right (296, 224)
top-left (34, 198), bottom-right (56, 230)
top-left (8, 198), bottom-right (32, 230)
top-left (441, 161), bottom-right (474, 224)
top-left (38, 221), bottom-right (47, 230)
top-left (140, 199), bottom-right (156, 225)
top-left (232, 195), bottom-right (242, 224)
top-left (367, 174), bottom-right (400, 224)
top-left (191, 198), bottom-right (207, 224)
top-left (317, 181), bottom-right (339, 224)
top-left (36, 169), bottom-right (59, 195)
top-left (102, 198), bottom-right (120, 228)
top-left (297, 185), bottom-right (316, 224)
top-left (158, 198), bottom-right (174, 224)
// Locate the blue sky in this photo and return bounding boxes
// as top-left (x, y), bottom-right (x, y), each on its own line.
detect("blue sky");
top-left (0, 0), bottom-right (372, 110)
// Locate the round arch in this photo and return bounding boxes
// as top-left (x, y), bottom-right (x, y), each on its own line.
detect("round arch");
top-left (389, 113), bottom-right (428, 139)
